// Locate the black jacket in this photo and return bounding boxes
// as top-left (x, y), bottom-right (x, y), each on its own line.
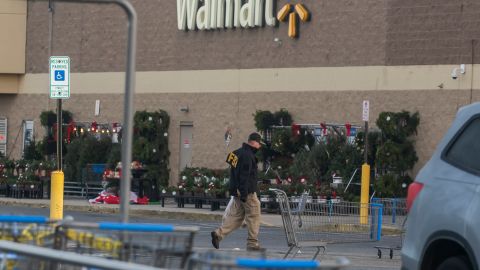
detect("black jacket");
top-left (226, 143), bottom-right (258, 200)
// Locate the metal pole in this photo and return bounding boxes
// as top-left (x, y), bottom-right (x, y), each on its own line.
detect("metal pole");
top-left (364, 121), bottom-right (368, 163)
top-left (56, 99), bottom-right (62, 170)
top-left (49, 0), bottom-right (62, 171)
top-left (48, 0), bottom-right (54, 111)
top-left (40, 0), bottom-right (137, 222)
top-left (118, 0), bottom-right (137, 223)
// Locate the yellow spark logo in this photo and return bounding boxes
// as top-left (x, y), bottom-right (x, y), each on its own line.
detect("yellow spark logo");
top-left (277, 3), bottom-right (310, 38)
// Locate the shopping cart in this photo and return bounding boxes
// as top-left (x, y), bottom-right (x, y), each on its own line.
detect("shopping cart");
top-left (186, 250), bottom-right (349, 270)
top-left (53, 220), bottom-right (199, 269)
top-left (0, 240), bottom-right (165, 270)
top-left (270, 189), bottom-right (327, 259)
top-left (0, 215), bottom-right (57, 247)
top-left (373, 216), bottom-right (407, 259)
top-left (270, 189), bottom-right (383, 260)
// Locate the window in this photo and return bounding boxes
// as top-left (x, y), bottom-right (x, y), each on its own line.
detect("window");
top-left (22, 120), bottom-right (34, 155)
top-left (444, 117), bottom-right (480, 174)
top-left (0, 118), bottom-right (6, 156)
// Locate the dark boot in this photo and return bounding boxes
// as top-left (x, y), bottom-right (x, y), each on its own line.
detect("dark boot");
top-left (211, 231), bottom-right (220, 249)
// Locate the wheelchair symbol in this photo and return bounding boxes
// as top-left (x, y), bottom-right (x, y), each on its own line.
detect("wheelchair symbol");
top-left (55, 70), bottom-right (65, 81)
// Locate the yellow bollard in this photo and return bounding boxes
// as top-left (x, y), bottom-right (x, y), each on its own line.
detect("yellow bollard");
top-left (360, 163), bottom-right (370, 224)
top-left (50, 170), bottom-right (64, 220)
top-left (288, 12), bottom-right (297, 38)
top-left (276, 3), bottom-right (291, 22)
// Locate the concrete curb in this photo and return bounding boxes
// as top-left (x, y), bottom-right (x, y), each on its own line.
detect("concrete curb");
top-left (0, 199), bottom-right (278, 227)
top-left (0, 199), bottom-right (223, 221)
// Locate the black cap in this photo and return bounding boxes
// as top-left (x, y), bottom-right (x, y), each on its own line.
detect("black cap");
top-left (248, 132), bottom-right (265, 145)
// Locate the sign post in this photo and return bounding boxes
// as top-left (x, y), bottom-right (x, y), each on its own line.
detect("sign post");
top-left (49, 56), bottom-right (70, 220)
top-left (360, 100), bottom-right (370, 224)
top-left (45, 0), bottom-right (137, 223)
top-left (49, 56), bottom-right (70, 170)
top-left (362, 100), bottom-right (369, 163)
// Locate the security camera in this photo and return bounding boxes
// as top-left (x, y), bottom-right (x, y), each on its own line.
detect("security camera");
top-left (451, 64), bottom-right (466, 80)
top-left (451, 70), bottom-right (458, 80)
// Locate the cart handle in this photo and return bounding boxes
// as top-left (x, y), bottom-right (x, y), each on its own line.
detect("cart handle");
top-left (0, 215), bottom-right (48, 223)
top-left (96, 222), bottom-right (199, 232)
top-left (236, 258), bottom-right (320, 268)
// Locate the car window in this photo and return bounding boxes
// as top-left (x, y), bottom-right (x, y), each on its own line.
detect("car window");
top-left (444, 117), bottom-right (480, 174)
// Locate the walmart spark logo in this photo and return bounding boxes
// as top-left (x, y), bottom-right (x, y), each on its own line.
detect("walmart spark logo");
top-left (277, 3), bottom-right (310, 38)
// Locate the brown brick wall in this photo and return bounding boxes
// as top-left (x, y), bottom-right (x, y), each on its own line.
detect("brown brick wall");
top-left (1, 90), bottom-right (476, 183)
top-left (26, 0), bottom-right (388, 73)
top-left (386, 0), bottom-right (480, 65)
top-left (26, 1), bottom-right (480, 72)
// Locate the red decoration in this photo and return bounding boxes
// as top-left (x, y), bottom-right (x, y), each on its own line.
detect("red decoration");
top-left (112, 122), bottom-right (119, 133)
top-left (66, 121), bottom-right (75, 143)
top-left (103, 169), bottom-right (114, 178)
top-left (103, 195), bottom-right (120, 204)
top-left (291, 123), bottom-right (301, 138)
top-left (136, 196), bottom-right (150, 205)
top-left (276, 177), bottom-right (282, 185)
top-left (345, 123), bottom-right (351, 136)
top-left (320, 122), bottom-right (327, 135)
top-left (91, 121), bottom-right (98, 132)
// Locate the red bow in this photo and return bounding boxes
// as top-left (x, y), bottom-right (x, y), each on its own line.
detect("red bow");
top-left (66, 121), bottom-right (75, 143)
top-left (291, 123), bottom-right (301, 137)
top-left (345, 123), bottom-right (351, 136)
top-left (320, 122), bottom-right (327, 135)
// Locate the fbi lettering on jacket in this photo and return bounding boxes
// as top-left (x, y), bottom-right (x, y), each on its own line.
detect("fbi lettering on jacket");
top-left (226, 152), bottom-right (239, 168)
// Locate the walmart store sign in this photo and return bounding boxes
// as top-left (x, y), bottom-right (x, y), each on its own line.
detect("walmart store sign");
top-left (177, 0), bottom-right (276, 30)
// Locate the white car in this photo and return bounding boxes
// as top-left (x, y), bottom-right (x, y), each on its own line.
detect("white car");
top-left (402, 103), bottom-right (479, 270)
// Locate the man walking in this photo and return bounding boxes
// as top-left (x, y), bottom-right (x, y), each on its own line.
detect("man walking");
top-left (211, 132), bottom-right (263, 251)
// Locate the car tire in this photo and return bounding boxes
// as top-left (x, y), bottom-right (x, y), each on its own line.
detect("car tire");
top-left (436, 256), bottom-right (471, 270)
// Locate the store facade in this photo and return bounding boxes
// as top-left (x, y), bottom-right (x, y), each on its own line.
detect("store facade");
top-left (1, 0), bottom-right (480, 183)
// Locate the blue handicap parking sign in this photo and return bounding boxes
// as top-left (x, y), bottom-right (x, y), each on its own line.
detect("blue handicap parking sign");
top-left (55, 70), bottom-right (65, 81)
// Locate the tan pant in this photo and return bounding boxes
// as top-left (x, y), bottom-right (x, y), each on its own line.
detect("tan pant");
top-left (215, 193), bottom-right (261, 248)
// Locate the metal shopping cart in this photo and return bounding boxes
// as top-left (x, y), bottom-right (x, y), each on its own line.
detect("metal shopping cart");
top-left (373, 216), bottom-right (407, 259)
top-left (0, 240), bottom-right (165, 270)
top-left (0, 215), bottom-right (57, 247)
top-left (270, 189), bottom-right (327, 259)
top-left (53, 221), bottom-right (199, 269)
top-left (370, 198), bottom-right (407, 259)
top-left (186, 250), bottom-right (349, 270)
top-left (270, 189), bottom-right (383, 260)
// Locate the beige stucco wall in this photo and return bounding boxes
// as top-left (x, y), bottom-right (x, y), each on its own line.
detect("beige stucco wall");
top-left (18, 65), bottom-right (480, 94)
top-left (0, 0), bottom-right (26, 75)
top-left (1, 65), bottom-right (478, 183)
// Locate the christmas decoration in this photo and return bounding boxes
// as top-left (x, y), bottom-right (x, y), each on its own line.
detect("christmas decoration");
top-left (373, 110), bottom-right (420, 197)
top-left (291, 124), bottom-right (301, 138)
top-left (90, 121), bottom-right (98, 133)
top-left (133, 110), bottom-right (170, 190)
top-left (345, 123), bottom-right (351, 136)
top-left (66, 121), bottom-right (75, 143)
top-left (320, 122), bottom-right (327, 136)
